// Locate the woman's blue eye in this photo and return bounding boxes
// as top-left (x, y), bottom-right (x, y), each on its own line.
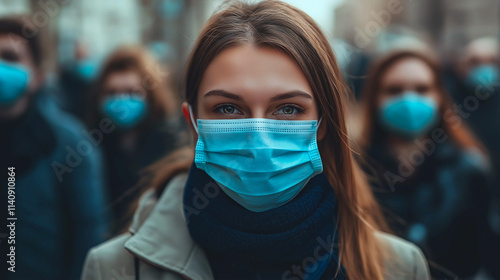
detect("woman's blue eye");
top-left (218, 105), bottom-right (240, 114)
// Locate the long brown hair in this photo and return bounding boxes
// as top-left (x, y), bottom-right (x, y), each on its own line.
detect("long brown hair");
top-left (87, 46), bottom-right (178, 128)
top-left (171, 1), bottom-right (388, 278)
top-left (359, 50), bottom-right (485, 153)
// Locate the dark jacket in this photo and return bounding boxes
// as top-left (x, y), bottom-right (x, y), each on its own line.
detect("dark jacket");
top-left (101, 116), bottom-right (188, 233)
top-left (444, 67), bottom-right (500, 277)
top-left (367, 140), bottom-right (489, 278)
top-left (1, 89), bottom-right (108, 280)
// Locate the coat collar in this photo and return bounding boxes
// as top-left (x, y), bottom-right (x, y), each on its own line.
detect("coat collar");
top-left (124, 173), bottom-right (213, 280)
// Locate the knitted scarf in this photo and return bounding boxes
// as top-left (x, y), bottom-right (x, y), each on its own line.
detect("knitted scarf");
top-left (183, 165), bottom-right (347, 280)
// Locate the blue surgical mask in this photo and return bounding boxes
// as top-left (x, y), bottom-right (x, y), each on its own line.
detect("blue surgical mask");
top-left (101, 94), bottom-right (149, 130)
top-left (378, 92), bottom-right (438, 140)
top-left (0, 60), bottom-right (30, 107)
top-left (189, 107), bottom-right (323, 212)
top-left (76, 60), bottom-right (98, 81)
top-left (466, 65), bottom-right (499, 90)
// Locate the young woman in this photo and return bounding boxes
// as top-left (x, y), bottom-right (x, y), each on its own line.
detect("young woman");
top-left (82, 2), bottom-right (430, 279)
top-left (87, 46), bottom-right (187, 233)
top-left (359, 50), bottom-right (490, 278)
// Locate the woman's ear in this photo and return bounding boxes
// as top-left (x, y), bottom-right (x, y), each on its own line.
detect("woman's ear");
top-left (182, 102), bottom-right (197, 136)
top-left (317, 119), bottom-right (327, 141)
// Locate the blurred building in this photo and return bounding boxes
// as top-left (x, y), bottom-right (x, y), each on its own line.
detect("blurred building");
top-left (3, 0), bottom-right (498, 74)
top-left (57, 0), bottom-right (142, 64)
top-left (0, 0), bottom-right (30, 16)
top-left (441, 0), bottom-right (500, 57)
top-left (334, 0), bottom-right (500, 56)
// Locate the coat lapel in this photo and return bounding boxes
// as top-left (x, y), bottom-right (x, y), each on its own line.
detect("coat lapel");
top-left (124, 173), bottom-right (213, 280)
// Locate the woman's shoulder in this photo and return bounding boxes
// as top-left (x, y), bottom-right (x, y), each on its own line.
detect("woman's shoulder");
top-left (81, 172), bottom-right (191, 280)
top-left (375, 231), bottom-right (431, 280)
top-left (81, 233), bottom-right (136, 280)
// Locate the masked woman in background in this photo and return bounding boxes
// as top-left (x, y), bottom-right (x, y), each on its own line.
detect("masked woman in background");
top-left (82, 2), bottom-right (430, 279)
top-left (359, 50), bottom-right (490, 279)
top-left (87, 46), bottom-right (187, 234)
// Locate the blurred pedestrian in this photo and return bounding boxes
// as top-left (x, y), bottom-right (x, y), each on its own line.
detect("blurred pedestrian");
top-left (58, 42), bottom-right (98, 120)
top-left (446, 37), bottom-right (500, 279)
top-left (0, 17), bottom-right (108, 280)
top-left (82, 2), bottom-right (430, 280)
top-left (86, 46), bottom-right (187, 234)
top-left (359, 50), bottom-right (490, 278)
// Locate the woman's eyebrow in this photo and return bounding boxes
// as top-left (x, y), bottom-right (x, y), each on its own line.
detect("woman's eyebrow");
top-left (204, 90), bottom-right (244, 101)
top-left (270, 91), bottom-right (312, 102)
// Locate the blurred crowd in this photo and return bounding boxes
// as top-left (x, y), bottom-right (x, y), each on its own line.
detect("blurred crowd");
top-left (0, 17), bottom-right (189, 280)
top-left (0, 3), bottom-right (500, 280)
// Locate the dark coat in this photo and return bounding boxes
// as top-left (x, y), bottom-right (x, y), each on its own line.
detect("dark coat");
top-left (367, 140), bottom-right (489, 278)
top-left (1, 90), bottom-right (109, 280)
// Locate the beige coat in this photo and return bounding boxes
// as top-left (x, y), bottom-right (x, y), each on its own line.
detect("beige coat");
top-left (82, 173), bottom-right (431, 280)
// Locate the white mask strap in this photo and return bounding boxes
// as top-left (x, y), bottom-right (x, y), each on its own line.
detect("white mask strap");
top-left (188, 105), bottom-right (199, 134)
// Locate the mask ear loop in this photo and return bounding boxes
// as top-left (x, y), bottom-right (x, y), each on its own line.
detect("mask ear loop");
top-left (188, 105), bottom-right (199, 134)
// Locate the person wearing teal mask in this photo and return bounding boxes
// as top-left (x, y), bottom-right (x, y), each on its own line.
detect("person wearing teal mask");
top-left (58, 42), bottom-right (98, 120)
top-left (100, 93), bottom-right (149, 130)
top-left (86, 46), bottom-right (186, 234)
top-left (378, 91), bottom-right (438, 140)
top-left (0, 60), bottom-right (31, 106)
top-left (83, 2), bottom-right (430, 280)
top-left (0, 21), bottom-right (41, 121)
top-left (188, 107), bottom-right (323, 212)
top-left (460, 37), bottom-right (500, 93)
top-left (466, 64), bottom-right (499, 90)
top-left (0, 17), bottom-right (108, 280)
top-left (76, 59), bottom-right (98, 81)
top-left (360, 50), bottom-right (490, 279)
top-left (456, 37), bottom-right (500, 279)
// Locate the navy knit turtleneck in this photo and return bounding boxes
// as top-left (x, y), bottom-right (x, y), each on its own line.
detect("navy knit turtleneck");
top-left (183, 164), bottom-right (347, 280)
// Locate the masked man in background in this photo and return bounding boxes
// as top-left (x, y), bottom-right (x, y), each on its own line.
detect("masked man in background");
top-left (445, 37), bottom-right (500, 279)
top-left (0, 18), bottom-right (108, 280)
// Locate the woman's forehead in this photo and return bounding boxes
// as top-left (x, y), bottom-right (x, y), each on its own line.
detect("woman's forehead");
top-left (198, 45), bottom-right (313, 101)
